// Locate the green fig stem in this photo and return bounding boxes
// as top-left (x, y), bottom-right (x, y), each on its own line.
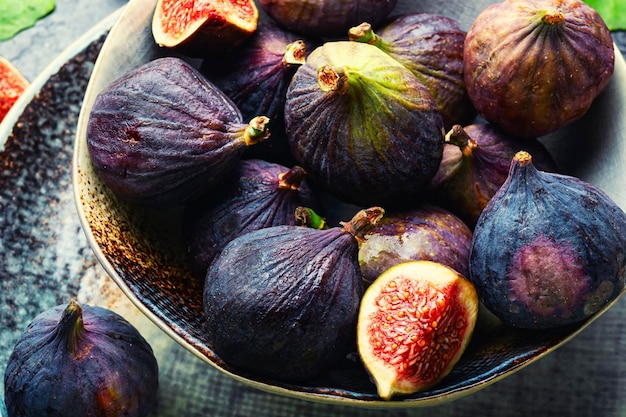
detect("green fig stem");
top-left (542, 10), bottom-right (565, 26)
top-left (295, 206), bottom-right (328, 229)
top-left (283, 40), bottom-right (307, 66)
top-left (278, 166), bottom-right (307, 191)
top-left (57, 299), bottom-right (85, 358)
top-left (348, 22), bottom-right (378, 45)
top-left (244, 116), bottom-right (271, 146)
top-left (341, 207), bottom-right (385, 244)
top-left (445, 124), bottom-right (477, 157)
top-left (317, 65), bottom-right (349, 94)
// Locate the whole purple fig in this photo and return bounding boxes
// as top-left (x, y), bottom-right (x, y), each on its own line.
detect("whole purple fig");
top-left (463, 0), bottom-right (614, 138)
top-left (358, 204), bottom-right (473, 284)
top-left (183, 159), bottom-right (320, 278)
top-left (87, 57), bottom-right (270, 208)
top-left (429, 123), bottom-right (557, 228)
top-left (258, 0), bottom-right (398, 38)
top-left (469, 151), bottom-right (626, 329)
top-left (203, 207), bottom-right (384, 382)
top-left (200, 22), bottom-right (317, 165)
top-left (285, 41), bottom-right (444, 208)
top-left (349, 13), bottom-right (476, 129)
top-left (4, 300), bottom-right (159, 417)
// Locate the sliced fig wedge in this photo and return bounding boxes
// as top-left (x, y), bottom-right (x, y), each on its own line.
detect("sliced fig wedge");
top-left (357, 260), bottom-right (479, 399)
top-left (152, 0), bottom-right (259, 56)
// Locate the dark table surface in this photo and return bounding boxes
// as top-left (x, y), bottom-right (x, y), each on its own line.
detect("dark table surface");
top-left (1, 1), bottom-right (626, 417)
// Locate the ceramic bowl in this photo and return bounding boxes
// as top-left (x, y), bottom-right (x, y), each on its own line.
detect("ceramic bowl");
top-left (72, 0), bottom-right (626, 406)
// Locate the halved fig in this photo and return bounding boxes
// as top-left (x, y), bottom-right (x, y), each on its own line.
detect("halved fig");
top-left (152, 0), bottom-right (259, 56)
top-left (357, 260), bottom-right (479, 399)
top-left (0, 55), bottom-right (29, 122)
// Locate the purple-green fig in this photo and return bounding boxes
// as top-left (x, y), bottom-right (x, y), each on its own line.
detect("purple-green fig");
top-left (463, 0), bottom-right (614, 138)
top-left (87, 57), bottom-right (270, 208)
top-left (469, 151), bottom-right (626, 329)
top-left (203, 207), bottom-right (384, 382)
top-left (349, 13), bottom-right (476, 130)
top-left (429, 123), bottom-right (557, 229)
top-left (257, 0), bottom-right (398, 38)
top-left (359, 204), bottom-right (473, 284)
top-left (4, 300), bottom-right (159, 417)
top-left (183, 159), bottom-right (320, 278)
top-left (285, 41), bottom-right (444, 208)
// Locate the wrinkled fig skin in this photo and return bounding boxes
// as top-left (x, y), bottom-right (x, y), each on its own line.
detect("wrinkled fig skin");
top-left (285, 41), bottom-right (444, 208)
top-left (469, 152), bottom-right (626, 329)
top-left (354, 13), bottom-right (476, 129)
top-left (201, 22), bottom-right (318, 165)
top-left (87, 57), bottom-right (264, 208)
top-left (463, 0), bottom-right (615, 138)
top-left (4, 301), bottom-right (159, 417)
top-left (258, 0), bottom-right (398, 38)
top-left (429, 123), bottom-right (557, 229)
top-left (359, 205), bottom-right (472, 284)
top-left (203, 225), bottom-right (364, 382)
top-left (183, 159), bottom-right (320, 278)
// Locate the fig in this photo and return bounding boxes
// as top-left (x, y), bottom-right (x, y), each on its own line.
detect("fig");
top-left (257, 0), bottom-right (398, 38)
top-left (348, 14), bottom-right (476, 129)
top-left (203, 207), bottom-right (384, 382)
top-left (463, 0), bottom-right (615, 138)
top-left (429, 123), bottom-right (557, 229)
top-left (151, 0), bottom-right (259, 56)
top-left (359, 204), bottom-right (473, 285)
top-left (285, 41), bottom-right (445, 208)
top-left (200, 22), bottom-right (316, 165)
top-left (0, 55), bottom-right (29, 122)
top-left (86, 57), bottom-right (270, 208)
top-left (4, 300), bottom-right (159, 417)
top-left (183, 159), bottom-right (320, 278)
top-left (357, 260), bottom-right (479, 399)
top-left (469, 151), bottom-right (626, 329)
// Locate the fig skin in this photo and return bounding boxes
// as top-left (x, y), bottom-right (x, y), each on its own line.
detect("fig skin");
top-left (183, 159), bottom-right (320, 278)
top-left (203, 207), bottom-right (384, 382)
top-left (359, 204), bottom-right (473, 284)
top-left (357, 260), bottom-right (479, 399)
top-left (429, 123), bottom-right (557, 229)
top-left (258, 0), bottom-right (398, 38)
top-left (151, 0), bottom-right (259, 56)
top-left (349, 14), bottom-right (476, 130)
top-left (469, 151), bottom-right (626, 329)
top-left (285, 41), bottom-right (445, 208)
top-left (4, 300), bottom-right (159, 417)
top-left (463, 0), bottom-right (615, 138)
top-left (87, 57), bottom-right (270, 208)
top-left (200, 22), bottom-right (318, 165)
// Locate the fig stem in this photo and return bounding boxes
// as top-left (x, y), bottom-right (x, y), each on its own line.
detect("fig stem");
top-left (445, 125), bottom-right (477, 156)
top-left (542, 10), bottom-right (565, 26)
top-left (295, 206), bottom-right (328, 229)
top-left (57, 299), bottom-right (85, 357)
top-left (244, 116), bottom-right (271, 146)
top-left (317, 65), bottom-right (349, 94)
top-left (341, 207), bottom-right (385, 243)
top-left (283, 40), bottom-right (307, 66)
top-left (514, 150), bottom-right (533, 166)
top-left (278, 166), bottom-right (307, 190)
top-left (348, 22), bottom-right (378, 45)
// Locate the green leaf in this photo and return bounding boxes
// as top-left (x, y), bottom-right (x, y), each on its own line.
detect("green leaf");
top-left (583, 0), bottom-right (626, 31)
top-left (0, 0), bottom-right (56, 41)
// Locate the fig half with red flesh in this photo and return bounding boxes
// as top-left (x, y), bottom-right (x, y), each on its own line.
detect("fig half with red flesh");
top-left (152, 0), bottom-right (259, 56)
top-left (357, 260), bottom-right (479, 399)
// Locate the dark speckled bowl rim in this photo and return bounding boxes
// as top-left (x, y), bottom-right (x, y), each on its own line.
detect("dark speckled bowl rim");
top-left (71, 0), bottom-right (626, 408)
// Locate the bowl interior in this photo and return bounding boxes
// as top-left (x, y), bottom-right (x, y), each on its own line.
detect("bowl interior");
top-left (72, 0), bottom-right (626, 406)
